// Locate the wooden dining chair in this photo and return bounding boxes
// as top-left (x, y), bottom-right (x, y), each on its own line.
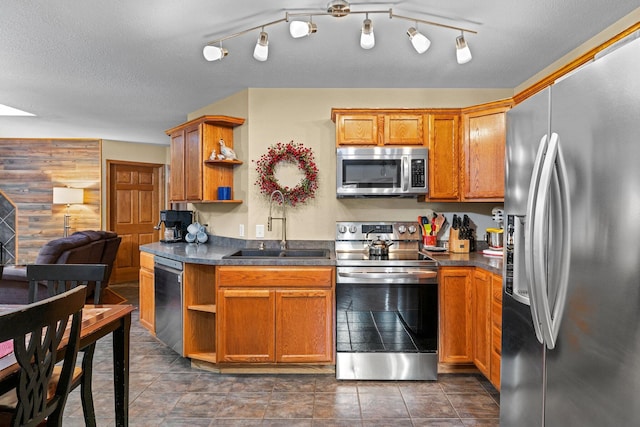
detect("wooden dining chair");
top-left (26, 264), bottom-right (108, 427)
top-left (0, 286), bottom-right (86, 427)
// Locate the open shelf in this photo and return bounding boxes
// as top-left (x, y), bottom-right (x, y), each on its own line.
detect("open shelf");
top-left (188, 304), bottom-right (217, 313)
top-left (204, 159), bottom-right (243, 166)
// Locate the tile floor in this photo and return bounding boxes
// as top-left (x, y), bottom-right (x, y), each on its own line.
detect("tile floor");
top-left (63, 283), bottom-right (500, 426)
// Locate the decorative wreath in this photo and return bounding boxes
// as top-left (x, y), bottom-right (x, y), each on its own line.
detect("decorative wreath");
top-left (254, 141), bottom-right (318, 207)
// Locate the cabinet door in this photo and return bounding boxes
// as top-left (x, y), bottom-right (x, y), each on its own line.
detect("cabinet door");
top-left (473, 268), bottom-right (492, 377)
top-left (184, 124), bottom-right (203, 201)
top-left (439, 267), bottom-right (473, 363)
top-left (383, 114), bottom-right (425, 145)
top-left (336, 114), bottom-right (379, 145)
top-left (490, 273), bottom-right (503, 390)
top-left (276, 289), bottom-right (334, 363)
top-left (462, 109), bottom-right (506, 200)
top-left (138, 252), bottom-right (155, 332)
top-left (169, 131), bottom-right (185, 201)
top-left (427, 114), bottom-right (460, 200)
top-left (217, 288), bottom-right (275, 362)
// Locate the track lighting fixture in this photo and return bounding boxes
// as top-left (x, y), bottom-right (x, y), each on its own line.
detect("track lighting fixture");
top-left (360, 16), bottom-right (374, 50)
top-left (289, 20), bottom-right (318, 38)
top-left (253, 31), bottom-right (269, 61)
top-left (202, 45), bottom-right (228, 61)
top-left (456, 33), bottom-right (472, 64)
top-left (407, 27), bottom-right (431, 54)
top-left (202, 1), bottom-right (475, 64)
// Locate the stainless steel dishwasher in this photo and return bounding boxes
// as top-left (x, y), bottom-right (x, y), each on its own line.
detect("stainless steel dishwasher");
top-left (154, 256), bottom-right (183, 356)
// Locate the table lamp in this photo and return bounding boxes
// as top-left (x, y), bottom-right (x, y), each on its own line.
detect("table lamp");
top-left (53, 187), bottom-right (84, 237)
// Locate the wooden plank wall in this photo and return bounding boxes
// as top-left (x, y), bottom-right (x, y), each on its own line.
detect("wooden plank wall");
top-left (0, 139), bottom-right (101, 264)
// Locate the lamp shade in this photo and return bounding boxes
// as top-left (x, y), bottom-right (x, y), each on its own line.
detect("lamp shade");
top-left (53, 187), bottom-right (84, 205)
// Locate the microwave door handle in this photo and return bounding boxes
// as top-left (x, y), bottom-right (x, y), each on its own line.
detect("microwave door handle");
top-left (402, 156), bottom-right (409, 191)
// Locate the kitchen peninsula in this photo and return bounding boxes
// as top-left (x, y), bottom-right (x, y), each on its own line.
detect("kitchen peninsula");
top-left (139, 237), bottom-right (503, 388)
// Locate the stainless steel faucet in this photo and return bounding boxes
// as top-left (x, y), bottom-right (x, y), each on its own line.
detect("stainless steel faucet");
top-left (267, 190), bottom-right (287, 250)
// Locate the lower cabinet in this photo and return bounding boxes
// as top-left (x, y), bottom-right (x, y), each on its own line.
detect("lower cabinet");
top-left (490, 273), bottom-right (502, 390)
top-left (440, 266), bottom-right (502, 390)
top-left (439, 267), bottom-right (473, 363)
top-left (138, 251), bottom-right (155, 332)
top-left (216, 266), bottom-right (335, 364)
top-left (473, 268), bottom-right (492, 378)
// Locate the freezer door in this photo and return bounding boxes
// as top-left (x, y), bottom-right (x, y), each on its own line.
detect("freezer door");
top-left (544, 35), bottom-right (640, 426)
top-left (501, 87), bottom-right (552, 427)
top-left (505, 88), bottom-right (551, 216)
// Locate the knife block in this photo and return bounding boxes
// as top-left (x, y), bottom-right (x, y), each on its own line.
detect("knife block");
top-left (449, 229), bottom-right (470, 253)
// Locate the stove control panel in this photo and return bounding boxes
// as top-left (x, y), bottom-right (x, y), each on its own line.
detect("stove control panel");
top-left (336, 221), bottom-right (421, 241)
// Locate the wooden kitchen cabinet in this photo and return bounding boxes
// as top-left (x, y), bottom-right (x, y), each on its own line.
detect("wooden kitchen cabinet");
top-left (461, 104), bottom-right (509, 201)
top-left (473, 268), bottom-right (492, 378)
top-left (426, 113), bottom-right (460, 200)
top-left (490, 272), bottom-right (503, 390)
top-left (332, 109), bottom-right (426, 146)
top-left (138, 251), bottom-right (155, 332)
top-left (216, 266), bottom-right (335, 364)
top-left (218, 288), bottom-right (276, 362)
top-left (383, 114), bottom-right (425, 145)
top-left (334, 113), bottom-right (379, 145)
top-left (183, 263), bottom-right (217, 363)
top-left (439, 267), bottom-right (473, 363)
top-left (166, 115), bottom-right (245, 203)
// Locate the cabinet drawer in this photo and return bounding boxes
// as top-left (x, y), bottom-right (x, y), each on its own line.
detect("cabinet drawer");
top-left (217, 266), bottom-right (334, 288)
top-left (492, 324), bottom-right (501, 355)
top-left (492, 282), bottom-right (502, 302)
top-left (491, 300), bottom-right (502, 326)
top-left (140, 251), bottom-right (154, 270)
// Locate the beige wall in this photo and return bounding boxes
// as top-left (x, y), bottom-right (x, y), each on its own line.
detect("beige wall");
top-left (188, 88), bottom-right (512, 242)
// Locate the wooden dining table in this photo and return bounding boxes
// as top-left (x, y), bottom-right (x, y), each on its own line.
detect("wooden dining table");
top-left (0, 303), bottom-right (135, 427)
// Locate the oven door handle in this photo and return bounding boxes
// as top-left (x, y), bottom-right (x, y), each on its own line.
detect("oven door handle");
top-left (338, 270), bottom-right (437, 280)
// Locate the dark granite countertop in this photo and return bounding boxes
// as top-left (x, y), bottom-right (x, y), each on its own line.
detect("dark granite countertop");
top-left (139, 236), bottom-right (336, 267)
top-left (140, 236), bottom-right (502, 274)
top-left (421, 249), bottom-right (503, 275)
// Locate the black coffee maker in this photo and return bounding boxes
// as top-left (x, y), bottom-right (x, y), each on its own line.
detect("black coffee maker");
top-left (156, 210), bottom-right (193, 243)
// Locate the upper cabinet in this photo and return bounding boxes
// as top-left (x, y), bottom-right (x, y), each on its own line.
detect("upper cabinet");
top-left (332, 109), bottom-right (427, 146)
top-left (166, 115), bottom-right (245, 203)
top-left (425, 101), bottom-right (511, 202)
top-left (333, 103), bottom-right (510, 202)
top-left (461, 104), bottom-right (509, 201)
top-left (427, 112), bottom-right (460, 200)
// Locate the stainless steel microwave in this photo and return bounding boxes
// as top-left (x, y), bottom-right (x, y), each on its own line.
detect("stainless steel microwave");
top-left (336, 147), bottom-right (428, 197)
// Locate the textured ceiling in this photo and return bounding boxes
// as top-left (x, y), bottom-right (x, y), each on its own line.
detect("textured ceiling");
top-left (1, 1), bottom-right (638, 144)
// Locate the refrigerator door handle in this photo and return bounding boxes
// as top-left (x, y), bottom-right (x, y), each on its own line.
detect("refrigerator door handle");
top-left (524, 134), bottom-right (549, 344)
top-left (532, 132), bottom-right (572, 349)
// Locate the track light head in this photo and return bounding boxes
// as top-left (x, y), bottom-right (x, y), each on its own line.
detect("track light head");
top-left (407, 27), bottom-right (431, 54)
top-left (360, 18), bottom-right (375, 49)
top-left (456, 34), bottom-right (472, 64)
top-left (253, 31), bottom-right (269, 61)
top-left (289, 21), bottom-right (318, 38)
top-left (203, 45), bottom-right (228, 61)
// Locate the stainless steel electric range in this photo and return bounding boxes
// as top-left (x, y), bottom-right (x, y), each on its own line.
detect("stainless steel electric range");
top-left (335, 221), bottom-right (439, 380)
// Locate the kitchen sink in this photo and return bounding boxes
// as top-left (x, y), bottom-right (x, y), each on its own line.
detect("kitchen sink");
top-left (223, 248), bottom-right (330, 259)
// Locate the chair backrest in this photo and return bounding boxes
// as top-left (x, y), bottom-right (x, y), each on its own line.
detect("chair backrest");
top-left (27, 264), bottom-right (108, 304)
top-left (0, 286), bottom-right (86, 427)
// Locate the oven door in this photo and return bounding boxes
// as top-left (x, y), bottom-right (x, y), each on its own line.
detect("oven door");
top-left (335, 266), bottom-right (438, 380)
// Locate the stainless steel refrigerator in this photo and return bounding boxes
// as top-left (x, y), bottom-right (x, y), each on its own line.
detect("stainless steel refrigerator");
top-left (501, 31), bottom-right (640, 427)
